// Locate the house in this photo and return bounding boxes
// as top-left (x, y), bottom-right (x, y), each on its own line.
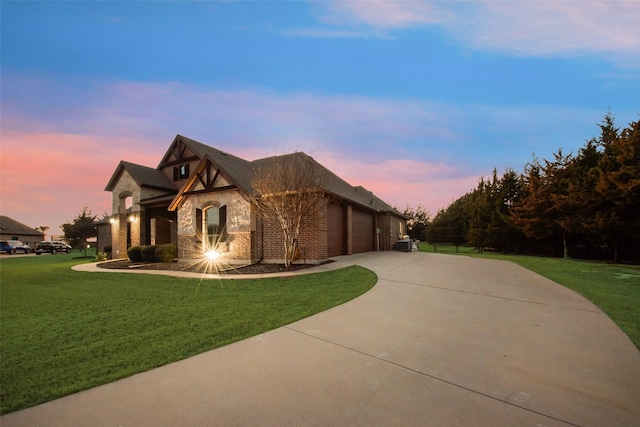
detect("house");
top-left (0, 216), bottom-right (44, 247)
top-left (94, 217), bottom-right (113, 254)
top-left (105, 135), bottom-right (407, 264)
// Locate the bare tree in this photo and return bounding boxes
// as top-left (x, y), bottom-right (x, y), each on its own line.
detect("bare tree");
top-left (251, 154), bottom-right (324, 268)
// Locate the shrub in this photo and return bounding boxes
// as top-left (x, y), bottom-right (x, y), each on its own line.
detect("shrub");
top-left (140, 245), bottom-right (157, 263)
top-left (95, 252), bottom-right (108, 262)
top-left (155, 244), bottom-right (177, 262)
top-left (127, 246), bottom-right (143, 262)
top-left (104, 245), bottom-right (112, 259)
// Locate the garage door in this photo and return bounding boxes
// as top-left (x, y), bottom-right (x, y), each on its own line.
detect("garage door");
top-left (352, 208), bottom-right (375, 253)
top-left (327, 203), bottom-right (345, 257)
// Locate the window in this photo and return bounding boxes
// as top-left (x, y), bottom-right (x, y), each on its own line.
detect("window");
top-left (173, 164), bottom-right (189, 181)
top-left (204, 205), bottom-right (227, 246)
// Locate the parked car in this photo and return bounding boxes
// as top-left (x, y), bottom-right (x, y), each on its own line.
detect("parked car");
top-left (0, 240), bottom-right (31, 255)
top-left (35, 241), bottom-right (71, 255)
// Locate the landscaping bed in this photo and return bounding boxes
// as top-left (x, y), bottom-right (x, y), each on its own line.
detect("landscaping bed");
top-left (96, 259), bottom-right (330, 274)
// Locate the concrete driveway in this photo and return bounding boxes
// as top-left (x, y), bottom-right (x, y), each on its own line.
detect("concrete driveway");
top-left (3, 251), bottom-right (639, 426)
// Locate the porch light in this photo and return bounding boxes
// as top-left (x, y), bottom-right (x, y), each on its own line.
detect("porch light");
top-left (109, 218), bottom-right (116, 224)
top-left (205, 249), bottom-right (221, 261)
top-left (189, 243), bottom-right (229, 275)
top-left (128, 215), bottom-right (136, 222)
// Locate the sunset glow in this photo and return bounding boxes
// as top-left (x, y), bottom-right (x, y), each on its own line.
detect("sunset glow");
top-left (2, 1), bottom-right (637, 230)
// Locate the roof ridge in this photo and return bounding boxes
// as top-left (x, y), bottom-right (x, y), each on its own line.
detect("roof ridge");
top-left (178, 135), bottom-right (250, 164)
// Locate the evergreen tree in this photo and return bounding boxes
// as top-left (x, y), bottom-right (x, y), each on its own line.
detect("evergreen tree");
top-left (596, 118), bottom-right (640, 262)
top-left (402, 204), bottom-right (430, 241)
top-left (512, 152), bottom-right (572, 257)
top-left (61, 206), bottom-right (97, 257)
top-left (429, 111), bottom-right (638, 261)
top-left (427, 195), bottom-right (470, 248)
top-left (467, 177), bottom-right (492, 252)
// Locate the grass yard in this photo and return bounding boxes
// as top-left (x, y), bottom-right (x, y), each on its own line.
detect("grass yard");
top-left (420, 243), bottom-right (640, 349)
top-left (0, 253), bottom-right (377, 415)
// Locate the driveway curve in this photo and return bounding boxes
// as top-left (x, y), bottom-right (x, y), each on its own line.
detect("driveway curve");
top-left (3, 251), bottom-right (639, 426)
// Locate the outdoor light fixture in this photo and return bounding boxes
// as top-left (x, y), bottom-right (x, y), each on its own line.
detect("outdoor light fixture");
top-left (109, 218), bottom-right (116, 224)
top-left (205, 249), bottom-right (220, 261)
top-left (128, 215), bottom-right (136, 222)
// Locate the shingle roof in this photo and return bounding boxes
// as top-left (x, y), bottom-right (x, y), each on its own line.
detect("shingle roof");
top-left (0, 216), bottom-right (44, 237)
top-left (112, 135), bottom-right (402, 217)
top-left (104, 161), bottom-right (176, 192)
top-left (248, 152), bottom-right (401, 214)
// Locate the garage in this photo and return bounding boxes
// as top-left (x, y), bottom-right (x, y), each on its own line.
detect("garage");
top-left (327, 203), bottom-right (346, 257)
top-left (352, 208), bottom-right (375, 254)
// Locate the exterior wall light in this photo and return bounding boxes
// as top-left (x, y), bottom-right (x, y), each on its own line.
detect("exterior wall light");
top-left (110, 218), bottom-right (116, 224)
top-left (128, 215), bottom-right (136, 222)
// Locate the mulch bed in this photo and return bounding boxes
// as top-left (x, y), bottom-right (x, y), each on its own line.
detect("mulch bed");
top-left (96, 259), bottom-right (331, 275)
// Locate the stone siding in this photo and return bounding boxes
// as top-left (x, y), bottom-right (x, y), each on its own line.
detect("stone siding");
top-left (176, 190), bottom-right (255, 263)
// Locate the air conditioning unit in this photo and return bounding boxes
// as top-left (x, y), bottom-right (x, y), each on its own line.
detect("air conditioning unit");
top-left (393, 238), bottom-right (417, 252)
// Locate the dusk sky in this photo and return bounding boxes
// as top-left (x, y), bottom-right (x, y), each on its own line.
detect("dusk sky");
top-left (2, 1), bottom-right (639, 233)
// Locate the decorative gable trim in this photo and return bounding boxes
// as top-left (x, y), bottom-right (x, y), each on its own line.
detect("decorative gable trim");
top-left (194, 161), bottom-right (221, 192)
top-left (168, 157), bottom-right (240, 211)
top-left (158, 135), bottom-right (200, 169)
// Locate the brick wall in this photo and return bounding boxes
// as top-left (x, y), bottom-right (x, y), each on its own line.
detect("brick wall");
top-left (251, 204), bottom-right (263, 261)
top-left (377, 213), bottom-right (406, 250)
top-left (346, 205), bottom-right (353, 255)
top-left (262, 197), bottom-right (328, 264)
top-left (378, 213), bottom-right (391, 250)
top-left (227, 232), bottom-right (252, 261)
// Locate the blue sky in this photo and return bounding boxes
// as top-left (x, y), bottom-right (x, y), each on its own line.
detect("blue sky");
top-left (2, 1), bottom-right (639, 231)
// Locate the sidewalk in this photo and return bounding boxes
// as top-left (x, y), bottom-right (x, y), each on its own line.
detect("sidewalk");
top-left (3, 251), bottom-right (639, 426)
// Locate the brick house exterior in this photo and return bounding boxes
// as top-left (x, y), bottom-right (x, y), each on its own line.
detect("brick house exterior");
top-left (105, 135), bottom-right (406, 263)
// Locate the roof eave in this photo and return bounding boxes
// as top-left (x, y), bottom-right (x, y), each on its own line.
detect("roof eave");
top-left (104, 161), bottom-right (126, 192)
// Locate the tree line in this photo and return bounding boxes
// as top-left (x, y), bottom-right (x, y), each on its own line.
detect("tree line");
top-left (406, 113), bottom-right (639, 263)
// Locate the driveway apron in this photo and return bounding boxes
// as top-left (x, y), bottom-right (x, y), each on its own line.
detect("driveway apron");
top-left (2, 251), bottom-right (639, 426)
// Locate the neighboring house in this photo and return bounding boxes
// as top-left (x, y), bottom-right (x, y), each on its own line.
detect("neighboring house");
top-left (0, 216), bottom-right (44, 247)
top-left (105, 135), bottom-right (407, 263)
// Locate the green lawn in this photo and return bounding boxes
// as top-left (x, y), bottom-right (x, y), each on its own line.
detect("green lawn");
top-left (0, 253), bottom-right (377, 415)
top-left (420, 243), bottom-right (640, 349)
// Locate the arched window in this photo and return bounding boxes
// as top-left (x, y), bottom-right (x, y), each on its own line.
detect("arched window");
top-left (204, 205), bottom-right (227, 247)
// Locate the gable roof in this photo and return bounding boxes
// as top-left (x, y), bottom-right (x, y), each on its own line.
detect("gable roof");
top-left (104, 161), bottom-right (176, 192)
top-left (159, 135), bottom-right (251, 174)
top-left (248, 152), bottom-right (402, 215)
top-left (111, 135), bottom-right (402, 217)
top-left (0, 216), bottom-right (44, 237)
top-left (168, 154), bottom-right (251, 211)
top-left (180, 136), bottom-right (254, 190)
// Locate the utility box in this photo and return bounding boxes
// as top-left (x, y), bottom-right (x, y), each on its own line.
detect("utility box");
top-left (393, 238), bottom-right (418, 252)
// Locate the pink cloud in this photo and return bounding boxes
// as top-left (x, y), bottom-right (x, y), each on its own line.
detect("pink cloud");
top-left (460, 1), bottom-right (640, 58)
top-left (11, 76), bottom-right (594, 230)
top-left (0, 130), bottom-right (163, 230)
top-left (7, 76), bottom-right (592, 229)
top-left (311, 151), bottom-right (480, 216)
top-left (231, 150), bottom-right (481, 217)
top-left (308, 1), bottom-right (639, 62)
top-left (1, 128), bottom-right (478, 231)
top-left (320, 0), bottom-right (450, 29)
